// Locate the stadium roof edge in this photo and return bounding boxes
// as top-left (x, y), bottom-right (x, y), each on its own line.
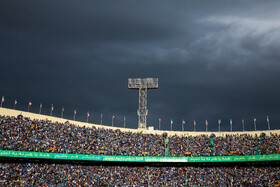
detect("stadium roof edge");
top-left (0, 107), bottom-right (279, 137)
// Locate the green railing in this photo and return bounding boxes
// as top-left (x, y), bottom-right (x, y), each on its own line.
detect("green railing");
top-left (0, 150), bottom-right (279, 163)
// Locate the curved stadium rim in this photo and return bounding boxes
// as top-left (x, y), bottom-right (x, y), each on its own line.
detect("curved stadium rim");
top-left (0, 107), bottom-right (279, 137)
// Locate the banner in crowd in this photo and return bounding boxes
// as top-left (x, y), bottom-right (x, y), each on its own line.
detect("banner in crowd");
top-left (0, 150), bottom-right (279, 163)
top-left (0, 150), bottom-right (52, 159)
top-left (53, 153), bottom-right (103, 161)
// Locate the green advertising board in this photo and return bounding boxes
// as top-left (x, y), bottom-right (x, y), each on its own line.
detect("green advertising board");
top-left (0, 150), bottom-right (53, 159)
top-left (0, 150), bottom-right (279, 163)
top-left (103, 155), bottom-right (146, 162)
top-left (232, 154), bottom-right (280, 162)
top-left (53, 153), bottom-right (102, 161)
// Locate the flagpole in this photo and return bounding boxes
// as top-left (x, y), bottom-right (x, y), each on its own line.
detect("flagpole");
top-left (100, 113), bottom-right (103, 125)
top-left (61, 107), bottom-right (64, 118)
top-left (182, 120), bottom-right (186, 131)
top-left (14, 100), bottom-right (17, 110)
top-left (254, 118), bottom-right (257, 131)
top-left (112, 116), bottom-right (115, 127)
top-left (1, 96), bottom-right (4, 107)
top-left (267, 116), bottom-right (270, 131)
top-left (50, 104), bottom-right (53, 116)
top-left (124, 116), bottom-right (126, 128)
top-left (28, 102), bottom-right (31, 112)
top-left (87, 112), bottom-right (89, 123)
top-left (39, 103), bottom-right (42, 114)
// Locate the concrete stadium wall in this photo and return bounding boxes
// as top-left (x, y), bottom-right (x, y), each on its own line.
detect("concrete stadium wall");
top-left (0, 107), bottom-right (279, 137)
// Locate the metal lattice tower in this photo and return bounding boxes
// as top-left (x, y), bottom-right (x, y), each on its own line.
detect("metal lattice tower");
top-left (128, 78), bottom-right (158, 129)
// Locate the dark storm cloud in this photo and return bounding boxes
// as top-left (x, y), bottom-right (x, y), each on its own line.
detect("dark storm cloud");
top-left (1, 0), bottom-right (280, 131)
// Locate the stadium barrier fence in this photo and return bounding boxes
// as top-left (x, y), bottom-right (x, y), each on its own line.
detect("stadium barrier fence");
top-left (0, 150), bottom-right (280, 163)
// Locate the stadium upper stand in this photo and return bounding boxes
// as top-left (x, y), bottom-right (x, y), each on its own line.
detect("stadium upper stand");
top-left (0, 107), bottom-right (279, 157)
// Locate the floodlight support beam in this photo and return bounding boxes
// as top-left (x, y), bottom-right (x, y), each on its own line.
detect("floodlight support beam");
top-left (137, 88), bottom-right (148, 129)
top-left (128, 78), bottom-right (158, 129)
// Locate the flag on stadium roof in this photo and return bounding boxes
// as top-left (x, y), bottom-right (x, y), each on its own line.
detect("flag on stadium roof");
top-left (267, 115), bottom-right (270, 131)
top-left (13, 100), bottom-right (17, 109)
top-left (254, 117), bottom-right (257, 131)
top-left (218, 119), bottom-right (221, 132)
top-left (267, 116), bottom-right (269, 123)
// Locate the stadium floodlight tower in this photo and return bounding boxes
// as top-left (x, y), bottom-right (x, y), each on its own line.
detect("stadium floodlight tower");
top-left (128, 78), bottom-right (158, 129)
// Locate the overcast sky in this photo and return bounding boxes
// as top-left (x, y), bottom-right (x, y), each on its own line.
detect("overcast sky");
top-left (1, 0), bottom-right (280, 132)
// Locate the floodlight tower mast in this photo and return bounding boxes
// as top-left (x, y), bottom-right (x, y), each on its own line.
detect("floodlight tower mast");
top-left (128, 78), bottom-right (158, 129)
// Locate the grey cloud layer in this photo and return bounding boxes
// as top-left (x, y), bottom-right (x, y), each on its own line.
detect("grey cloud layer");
top-left (0, 0), bottom-right (280, 131)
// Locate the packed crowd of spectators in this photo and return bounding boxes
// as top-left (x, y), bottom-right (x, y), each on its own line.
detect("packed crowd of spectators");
top-left (169, 133), bottom-right (280, 156)
top-left (0, 163), bottom-right (279, 186)
top-left (168, 135), bottom-right (210, 156)
top-left (0, 115), bottom-right (279, 157)
top-left (212, 134), bottom-right (260, 156)
top-left (260, 134), bottom-right (280, 155)
top-left (0, 115), bottom-right (164, 156)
